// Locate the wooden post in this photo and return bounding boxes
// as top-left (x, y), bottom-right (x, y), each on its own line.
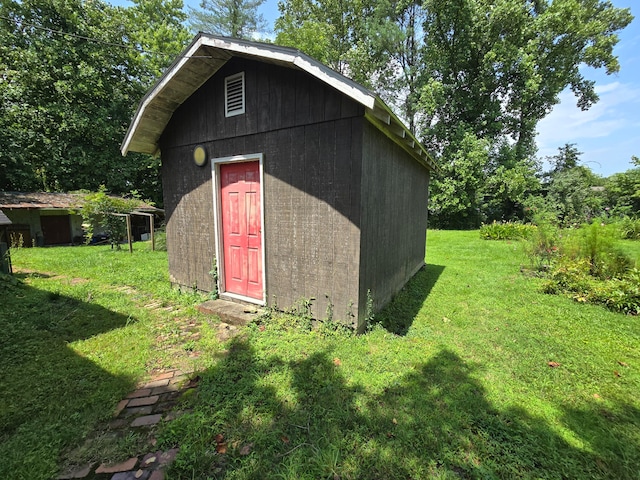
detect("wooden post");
top-left (150, 214), bottom-right (155, 251)
top-left (126, 214), bottom-right (133, 254)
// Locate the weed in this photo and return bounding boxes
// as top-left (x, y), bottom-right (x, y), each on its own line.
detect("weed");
top-left (616, 216), bottom-right (640, 240)
top-left (480, 220), bottom-right (537, 240)
top-left (364, 289), bottom-right (375, 332)
top-left (325, 295), bottom-right (334, 323)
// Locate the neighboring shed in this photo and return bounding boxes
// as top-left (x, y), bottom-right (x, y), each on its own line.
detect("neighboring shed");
top-left (0, 208), bottom-right (12, 274)
top-left (122, 34), bottom-right (437, 332)
top-left (0, 192), bottom-right (85, 246)
top-left (0, 192), bottom-right (160, 246)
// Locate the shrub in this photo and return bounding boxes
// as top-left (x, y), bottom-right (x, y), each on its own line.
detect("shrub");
top-left (559, 220), bottom-right (631, 279)
top-left (543, 264), bottom-right (640, 315)
top-left (480, 221), bottom-right (537, 240)
top-left (616, 216), bottom-right (640, 240)
top-left (536, 220), bottom-right (639, 314)
top-left (522, 218), bottom-right (560, 271)
top-left (153, 230), bottom-right (167, 251)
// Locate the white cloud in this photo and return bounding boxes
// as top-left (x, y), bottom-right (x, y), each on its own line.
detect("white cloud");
top-left (536, 80), bottom-right (640, 175)
top-left (536, 81), bottom-right (640, 149)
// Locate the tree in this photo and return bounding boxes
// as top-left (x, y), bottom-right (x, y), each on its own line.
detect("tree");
top-left (188, 0), bottom-right (267, 38)
top-left (0, 0), bottom-right (189, 205)
top-left (605, 160), bottom-right (640, 217)
top-left (418, 0), bottom-right (632, 159)
top-left (428, 130), bottom-right (488, 229)
top-left (548, 143), bottom-right (582, 175)
top-left (82, 187), bottom-right (143, 250)
top-left (275, 0), bottom-right (632, 228)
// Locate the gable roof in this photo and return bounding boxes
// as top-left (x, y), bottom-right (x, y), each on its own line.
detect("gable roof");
top-left (121, 33), bottom-right (437, 171)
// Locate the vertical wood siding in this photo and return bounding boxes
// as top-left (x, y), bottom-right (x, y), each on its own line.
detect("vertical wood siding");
top-left (160, 57), bottom-right (364, 323)
top-left (358, 120), bottom-right (430, 331)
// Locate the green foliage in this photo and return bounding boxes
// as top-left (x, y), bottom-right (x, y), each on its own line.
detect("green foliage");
top-left (5, 232), bottom-right (640, 478)
top-left (0, 0), bottom-right (189, 205)
top-left (428, 130), bottom-right (488, 228)
top-left (523, 215), bottom-right (561, 271)
top-left (545, 166), bottom-right (605, 227)
top-left (543, 264), bottom-right (640, 315)
top-left (81, 187), bottom-right (142, 250)
top-left (479, 221), bottom-right (536, 241)
top-left (188, 0), bottom-right (267, 38)
top-left (615, 216), bottom-right (640, 240)
top-left (529, 220), bottom-right (639, 314)
top-left (208, 256), bottom-right (219, 300)
top-left (277, 0), bottom-right (633, 229)
top-left (605, 164), bottom-right (640, 216)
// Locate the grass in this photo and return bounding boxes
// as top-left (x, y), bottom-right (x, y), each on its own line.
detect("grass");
top-left (0, 243), bottom-right (219, 479)
top-left (2, 233), bottom-right (640, 479)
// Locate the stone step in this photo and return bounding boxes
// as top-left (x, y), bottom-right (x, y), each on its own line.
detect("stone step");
top-left (196, 299), bottom-right (262, 326)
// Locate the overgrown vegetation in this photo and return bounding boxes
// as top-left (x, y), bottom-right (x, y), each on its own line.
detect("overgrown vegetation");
top-left (3, 233), bottom-right (640, 479)
top-left (479, 220), bottom-right (536, 240)
top-left (519, 219), bottom-right (640, 314)
top-left (81, 187), bottom-right (146, 249)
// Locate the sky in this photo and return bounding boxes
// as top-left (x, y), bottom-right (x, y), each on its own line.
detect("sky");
top-left (536, 0), bottom-right (640, 177)
top-left (110, 0), bottom-right (639, 177)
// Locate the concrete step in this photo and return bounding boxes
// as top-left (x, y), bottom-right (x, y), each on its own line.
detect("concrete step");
top-left (196, 299), bottom-right (262, 326)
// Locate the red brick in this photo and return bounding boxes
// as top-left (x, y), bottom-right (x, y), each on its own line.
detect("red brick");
top-left (149, 471), bottom-right (164, 480)
top-left (114, 399), bottom-right (129, 417)
top-left (169, 375), bottom-right (187, 386)
top-left (142, 379), bottom-right (170, 389)
top-left (127, 389), bottom-right (152, 399)
top-left (152, 371), bottom-right (175, 381)
top-left (158, 448), bottom-right (179, 465)
top-left (150, 385), bottom-right (177, 395)
top-left (131, 414), bottom-right (163, 427)
top-left (111, 471), bottom-right (150, 480)
top-left (95, 457), bottom-right (138, 474)
top-left (123, 406), bottom-right (153, 417)
top-left (128, 395), bottom-right (159, 407)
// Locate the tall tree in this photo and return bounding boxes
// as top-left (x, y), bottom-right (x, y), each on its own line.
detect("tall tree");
top-left (422, 0), bottom-right (632, 227)
top-left (0, 0), bottom-right (189, 205)
top-left (188, 0), bottom-right (267, 38)
top-left (275, 1), bottom-right (632, 227)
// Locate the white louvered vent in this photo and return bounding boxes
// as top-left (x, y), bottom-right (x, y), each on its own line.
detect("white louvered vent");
top-left (225, 72), bottom-right (245, 117)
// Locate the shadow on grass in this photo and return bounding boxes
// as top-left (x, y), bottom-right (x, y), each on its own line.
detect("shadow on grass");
top-left (161, 338), bottom-right (640, 479)
top-left (0, 275), bottom-right (137, 479)
top-left (375, 264), bottom-right (445, 335)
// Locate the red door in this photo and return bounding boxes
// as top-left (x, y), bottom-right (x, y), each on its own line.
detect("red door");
top-left (220, 161), bottom-right (263, 300)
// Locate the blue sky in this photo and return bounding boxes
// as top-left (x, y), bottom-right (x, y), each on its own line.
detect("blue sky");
top-left (111, 0), bottom-right (638, 177)
top-left (536, 0), bottom-right (639, 176)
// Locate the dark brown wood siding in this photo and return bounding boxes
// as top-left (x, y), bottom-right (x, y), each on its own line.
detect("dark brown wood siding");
top-left (160, 57), bottom-right (365, 323)
top-left (161, 143), bottom-right (216, 292)
top-left (358, 120), bottom-right (430, 331)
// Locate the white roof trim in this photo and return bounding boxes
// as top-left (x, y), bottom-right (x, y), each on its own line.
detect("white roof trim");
top-left (122, 36), bottom-right (207, 155)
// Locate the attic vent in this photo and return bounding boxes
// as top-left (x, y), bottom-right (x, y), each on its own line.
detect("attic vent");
top-left (225, 72), bottom-right (245, 117)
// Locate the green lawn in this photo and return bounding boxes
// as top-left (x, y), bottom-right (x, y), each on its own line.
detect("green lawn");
top-left (1, 232), bottom-right (639, 479)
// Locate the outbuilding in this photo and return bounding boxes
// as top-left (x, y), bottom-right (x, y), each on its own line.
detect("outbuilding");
top-left (122, 34), bottom-right (437, 331)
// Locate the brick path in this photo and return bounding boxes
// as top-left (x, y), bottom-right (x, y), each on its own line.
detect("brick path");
top-left (58, 369), bottom-right (200, 480)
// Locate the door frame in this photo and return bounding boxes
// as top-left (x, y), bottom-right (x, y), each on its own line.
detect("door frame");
top-left (211, 153), bottom-right (266, 305)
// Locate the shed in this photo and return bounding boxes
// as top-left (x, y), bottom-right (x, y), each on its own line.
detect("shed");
top-left (0, 208), bottom-right (12, 274)
top-left (0, 191), bottom-right (160, 246)
top-left (122, 34), bottom-right (436, 331)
